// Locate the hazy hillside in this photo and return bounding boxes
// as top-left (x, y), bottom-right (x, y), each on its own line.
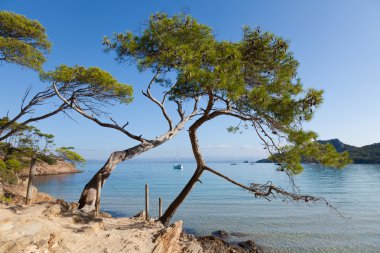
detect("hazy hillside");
top-left (256, 139), bottom-right (380, 164)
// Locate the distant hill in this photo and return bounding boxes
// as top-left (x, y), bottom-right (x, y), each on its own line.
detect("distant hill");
top-left (256, 139), bottom-right (380, 164)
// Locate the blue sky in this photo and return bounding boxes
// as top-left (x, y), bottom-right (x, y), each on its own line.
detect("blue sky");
top-left (1, 0), bottom-right (380, 161)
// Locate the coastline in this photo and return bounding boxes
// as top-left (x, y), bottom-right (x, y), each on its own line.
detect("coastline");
top-left (0, 183), bottom-right (261, 253)
top-left (19, 160), bottom-right (81, 177)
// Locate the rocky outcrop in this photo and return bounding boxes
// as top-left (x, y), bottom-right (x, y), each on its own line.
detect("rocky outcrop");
top-left (2, 178), bottom-right (55, 204)
top-left (197, 235), bottom-right (261, 253)
top-left (19, 160), bottom-right (80, 176)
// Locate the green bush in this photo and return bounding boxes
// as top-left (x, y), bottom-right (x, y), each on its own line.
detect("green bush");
top-left (0, 194), bottom-right (12, 204)
top-left (56, 147), bottom-right (86, 167)
top-left (0, 163), bottom-right (17, 184)
top-left (6, 158), bottom-right (22, 172)
top-left (38, 153), bottom-right (57, 165)
top-left (0, 160), bottom-right (6, 170)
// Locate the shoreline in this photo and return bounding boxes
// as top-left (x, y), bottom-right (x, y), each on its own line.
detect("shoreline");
top-left (0, 180), bottom-right (262, 253)
top-left (19, 160), bottom-right (81, 177)
top-left (22, 170), bottom-right (84, 177)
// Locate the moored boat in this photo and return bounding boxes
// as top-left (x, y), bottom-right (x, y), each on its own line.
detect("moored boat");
top-left (173, 164), bottom-right (183, 170)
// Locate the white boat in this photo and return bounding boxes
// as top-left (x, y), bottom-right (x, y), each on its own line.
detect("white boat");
top-left (173, 149), bottom-right (183, 170)
top-left (173, 164), bottom-right (183, 170)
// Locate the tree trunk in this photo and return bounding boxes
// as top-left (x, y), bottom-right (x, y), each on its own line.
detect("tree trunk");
top-left (159, 167), bottom-right (204, 225)
top-left (78, 123), bottom-right (186, 212)
top-left (78, 144), bottom-right (151, 211)
top-left (158, 93), bottom-right (222, 225)
top-left (159, 124), bottom-right (206, 225)
top-left (26, 155), bottom-right (37, 205)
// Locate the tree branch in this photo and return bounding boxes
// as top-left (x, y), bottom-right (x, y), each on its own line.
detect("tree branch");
top-left (0, 87), bottom-right (56, 133)
top-left (204, 165), bottom-right (345, 217)
top-left (0, 103), bottom-right (67, 142)
top-left (53, 82), bottom-right (149, 143)
top-left (141, 72), bottom-right (173, 131)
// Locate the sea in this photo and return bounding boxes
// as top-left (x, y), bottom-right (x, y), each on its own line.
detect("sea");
top-left (34, 161), bottom-right (380, 253)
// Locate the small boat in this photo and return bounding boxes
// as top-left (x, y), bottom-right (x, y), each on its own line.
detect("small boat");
top-left (173, 164), bottom-right (183, 170)
top-left (230, 163), bottom-right (237, 165)
top-left (172, 149), bottom-right (183, 170)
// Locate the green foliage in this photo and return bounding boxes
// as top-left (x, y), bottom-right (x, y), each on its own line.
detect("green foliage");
top-left (0, 159), bottom-right (6, 170)
top-left (56, 147), bottom-right (86, 167)
top-left (37, 153), bottom-right (57, 165)
top-left (0, 194), bottom-right (12, 204)
top-left (0, 124), bottom-right (85, 185)
top-left (319, 139), bottom-right (380, 164)
top-left (0, 159), bottom-right (17, 184)
top-left (41, 65), bottom-right (133, 106)
top-left (0, 117), bottom-right (32, 134)
top-left (106, 13), bottom-right (348, 174)
top-left (271, 142), bottom-right (351, 174)
top-left (0, 11), bottom-right (51, 70)
top-left (105, 13), bottom-right (214, 72)
top-left (5, 158), bottom-right (22, 172)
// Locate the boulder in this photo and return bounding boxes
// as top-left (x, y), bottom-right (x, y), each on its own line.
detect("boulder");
top-left (211, 229), bottom-right (229, 239)
top-left (237, 240), bottom-right (260, 253)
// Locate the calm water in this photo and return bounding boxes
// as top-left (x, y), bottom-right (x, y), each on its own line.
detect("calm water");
top-left (34, 161), bottom-right (380, 253)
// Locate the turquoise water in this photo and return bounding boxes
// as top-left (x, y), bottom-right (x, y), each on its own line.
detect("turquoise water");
top-left (34, 161), bottom-right (380, 252)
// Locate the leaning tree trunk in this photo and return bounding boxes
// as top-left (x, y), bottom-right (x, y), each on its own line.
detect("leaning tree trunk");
top-left (159, 125), bottom-right (206, 225)
top-left (159, 167), bottom-right (204, 225)
top-left (78, 144), bottom-right (151, 211)
top-left (26, 154), bottom-right (37, 205)
top-left (78, 123), bottom-right (186, 211)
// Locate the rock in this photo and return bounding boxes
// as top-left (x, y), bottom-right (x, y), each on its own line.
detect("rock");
top-left (43, 204), bottom-right (62, 218)
top-left (152, 221), bottom-right (183, 253)
top-left (69, 202), bottom-right (79, 213)
top-left (211, 229), bottom-right (229, 239)
top-left (237, 240), bottom-right (260, 252)
top-left (197, 236), bottom-right (233, 253)
top-left (132, 210), bottom-right (146, 219)
top-left (230, 232), bottom-right (250, 237)
top-left (179, 232), bottom-right (203, 253)
top-left (197, 235), bottom-right (261, 253)
top-left (19, 160), bottom-right (80, 177)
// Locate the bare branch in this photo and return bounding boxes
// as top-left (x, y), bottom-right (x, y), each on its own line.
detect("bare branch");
top-left (0, 87), bottom-right (56, 132)
top-left (141, 72), bottom-right (173, 131)
top-left (53, 82), bottom-right (149, 143)
top-left (21, 85), bottom-right (33, 110)
top-left (204, 165), bottom-right (346, 217)
top-left (0, 103), bottom-right (67, 142)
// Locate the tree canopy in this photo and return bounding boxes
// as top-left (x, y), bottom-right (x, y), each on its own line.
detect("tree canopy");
top-left (106, 13), bottom-right (351, 225)
top-left (42, 65), bottom-right (134, 110)
top-left (107, 13), bottom-right (350, 177)
top-left (0, 11), bottom-right (51, 70)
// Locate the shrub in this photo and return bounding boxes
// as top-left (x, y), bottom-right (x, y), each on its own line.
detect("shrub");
top-left (38, 153), bottom-right (57, 165)
top-left (0, 194), bottom-right (12, 204)
top-left (0, 160), bottom-right (5, 170)
top-left (56, 147), bottom-right (86, 167)
top-left (0, 163), bottom-right (17, 184)
top-left (6, 158), bottom-right (22, 172)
